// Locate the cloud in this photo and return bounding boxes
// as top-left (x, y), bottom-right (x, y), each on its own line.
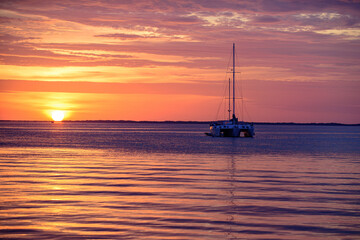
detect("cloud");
top-left (258, 0), bottom-right (360, 13)
top-left (0, 33), bottom-right (37, 43)
top-left (0, 0), bottom-right (359, 122)
top-left (95, 33), bottom-right (156, 39)
top-left (0, 79), bottom-right (220, 96)
top-left (252, 15), bottom-right (280, 23)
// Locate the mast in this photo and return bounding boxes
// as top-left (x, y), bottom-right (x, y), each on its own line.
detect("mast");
top-left (228, 78), bottom-right (231, 120)
top-left (232, 43), bottom-right (235, 120)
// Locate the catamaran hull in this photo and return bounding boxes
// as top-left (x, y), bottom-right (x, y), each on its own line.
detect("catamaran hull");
top-left (209, 124), bottom-right (254, 137)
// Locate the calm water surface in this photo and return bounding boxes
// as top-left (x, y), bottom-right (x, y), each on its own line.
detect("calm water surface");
top-left (1, 122), bottom-right (359, 239)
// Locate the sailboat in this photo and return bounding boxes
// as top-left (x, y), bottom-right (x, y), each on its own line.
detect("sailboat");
top-left (207, 43), bottom-right (255, 137)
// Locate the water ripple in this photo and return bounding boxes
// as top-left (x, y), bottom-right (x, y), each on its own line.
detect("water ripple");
top-left (1, 123), bottom-right (359, 239)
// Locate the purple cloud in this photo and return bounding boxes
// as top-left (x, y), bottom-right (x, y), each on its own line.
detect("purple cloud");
top-left (252, 15), bottom-right (280, 23)
top-left (95, 33), bottom-right (155, 39)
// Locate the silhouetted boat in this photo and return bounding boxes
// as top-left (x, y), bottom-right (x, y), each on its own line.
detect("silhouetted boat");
top-left (207, 43), bottom-right (255, 137)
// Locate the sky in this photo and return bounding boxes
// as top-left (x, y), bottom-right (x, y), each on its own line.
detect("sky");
top-left (0, 0), bottom-right (359, 123)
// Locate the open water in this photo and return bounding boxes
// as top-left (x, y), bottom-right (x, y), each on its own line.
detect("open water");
top-left (0, 122), bottom-right (359, 240)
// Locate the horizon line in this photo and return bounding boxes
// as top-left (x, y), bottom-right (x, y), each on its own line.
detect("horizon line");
top-left (0, 120), bottom-right (359, 126)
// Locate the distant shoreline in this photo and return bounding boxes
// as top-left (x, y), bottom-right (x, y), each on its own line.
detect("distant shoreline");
top-left (0, 120), bottom-right (359, 126)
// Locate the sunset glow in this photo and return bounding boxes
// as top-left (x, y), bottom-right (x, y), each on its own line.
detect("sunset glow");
top-left (51, 111), bottom-right (65, 122)
top-left (0, 1), bottom-right (359, 123)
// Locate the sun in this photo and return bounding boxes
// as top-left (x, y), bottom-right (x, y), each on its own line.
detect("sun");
top-left (51, 110), bottom-right (65, 121)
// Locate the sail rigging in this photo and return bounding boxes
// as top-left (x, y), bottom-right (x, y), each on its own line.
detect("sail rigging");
top-left (207, 43), bottom-right (255, 137)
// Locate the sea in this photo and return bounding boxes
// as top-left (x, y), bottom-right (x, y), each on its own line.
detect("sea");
top-left (0, 121), bottom-right (359, 240)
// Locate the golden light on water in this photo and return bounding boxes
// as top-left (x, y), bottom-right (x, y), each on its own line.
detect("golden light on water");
top-left (51, 110), bottom-right (65, 121)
